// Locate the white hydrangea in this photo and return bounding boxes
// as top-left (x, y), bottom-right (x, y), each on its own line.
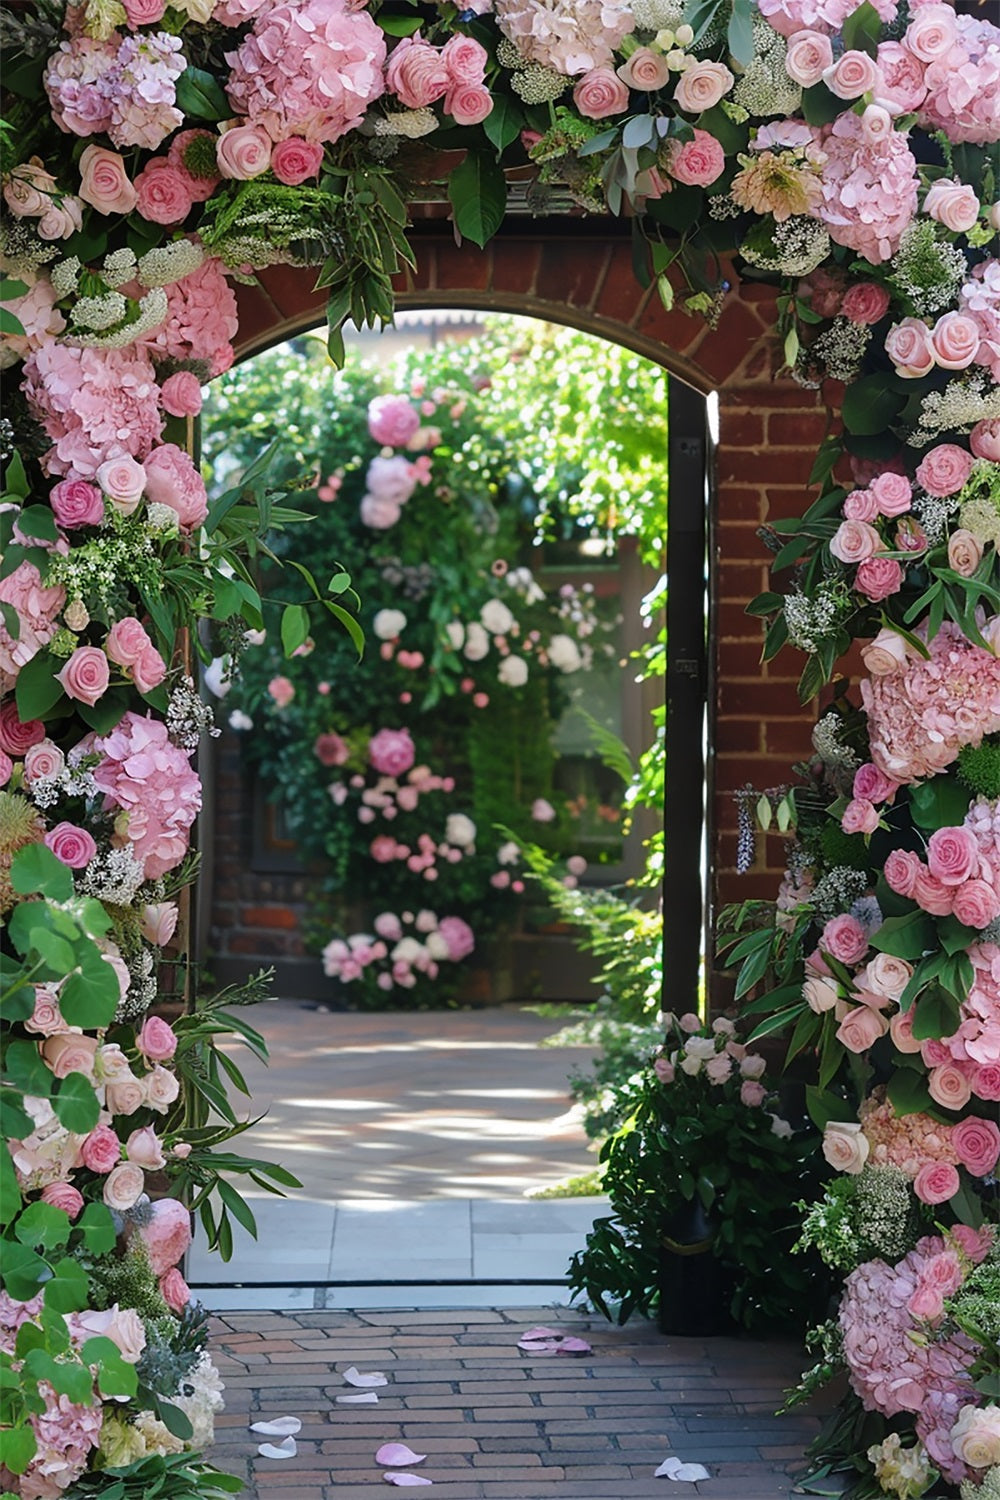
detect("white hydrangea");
top-left (548, 633), bottom-right (582, 672)
top-left (498, 654), bottom-right (529, 687)
top-left (373, 108), bottom-right (439, 138)
top-left (480, 598), bottom-right (515, 634)
top-left (445, 620), bottom-right (465, 650)
top-left (463, 621), bottom-right (490, 661)
top-left (392, 937), bottom-right (425, 965)
top-left (445, 813), bottom-right (477, 848)
top-left (374, 608), bottom-right (407, 640)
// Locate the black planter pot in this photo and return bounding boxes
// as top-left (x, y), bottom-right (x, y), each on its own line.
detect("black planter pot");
top-left (657, 1200), bottom-right (735, 1337)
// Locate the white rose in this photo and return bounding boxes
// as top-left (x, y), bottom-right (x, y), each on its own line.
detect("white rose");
top-left (445, 620), bottom-right (465, 650)
top-left (683, 1036), bottom-right (716, 1060)
top-left (481, 598), bottom-right (514, 635)
top-left (803, 976), bottom-right (839, 1013)
top-left (143, 1066), bottom-right (180, 1114)
top-left (863, 953), bottom-right (913, 1001)
top-left (228, 710), bottom-right (253, 731)
top-left (445, 813), bottom-right (476, 848)
top-left (548, 634), bottom-right (582, 673)
top-left (950, 1404), bottom-right (1000, 1471)
top-left (711, 1017), bottom-right (736, 1036)
top-left (97, 1044), bottom-right (133, 1084)
top-left (103, 1162), bottom-right (145, 1210)
top-left (498, 655), bottom-right (529, 687)
top-left (425, 932), bottom-right (450, 960)
top-left (679, 1053), bottom-right (703, 1076)
top-left (202, 657), bottom-right (231, 698)
top-left (374, 608), bottom-right (407, 641)
top-left (463, 622), bottom-right (490, 661)
top-left (822, 1121), bottom-right (870, 1175)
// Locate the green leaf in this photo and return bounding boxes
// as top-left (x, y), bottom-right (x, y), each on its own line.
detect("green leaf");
top-left (0, 1425), bottom-right (36, 1475)
top-left (448, 151), bottom-right (507, 248)
top-left (42, 1257), bottom-right (89, 1314)
top-left (869, 910), bottom-right (934, 960)
top-left (324, 599), bottom-right (365, 658)
top-left (0, 308), bottom-right (25, 337)
top-left (3, 451), bottom-right (29, 500)
top-left (14, 507), bottom-right (58, 543)
top-left (805, 1086), bottom-right (856, 1131)
top-left (76, 1203), bottom-right (117, 1255)
top-left (746, 1002), bottom-right (807, 1043)
top-left (59, 940), bottom-right (120, 1029)
top-left (14, 651), bottom-right (64, 720)
top-left (842, 0), bottom-right (882, 56)
top-left (727, 0), bottom-right (754, 66)
top-left (1, 1240), bottom-right (50, 1300)
top-left (280, 602), bottom-right (311, 658)
top-left (797, 652), bottom-right (826, 703)
top-left (908, 776), bottom-right (973, 832)
top-left (76, 690), bottom-right (128, 736)
top-left (10, 843), bottom-right (74, 902)
top-left (174, 66), bottom-right (230, 121)
top-left (4, 1041), bottom-right (55, 1098)
top-left (800, 82), bottom-right (843, 127)
top-left (379, 12), bottom-right (424, 31)
top-left (886, 1066), bottom-right (933, 1117)
top-left (50, 1073), bottom-right (101, 1134)
top-left (910, 983), bottom-right (961, 1041)
top-left (157, 1400), bottom-right (194, 1440)
top-left (14, 1202), bottom-right (72, 1253)
top-left (217, 1179), bottom-right (258, 1236)
top-left (0, 1143), bottom-right (21, 1228)
top-left (841, 375), bottom-right (905, 436)
top-left (483, 93), bottom-right (525, 154)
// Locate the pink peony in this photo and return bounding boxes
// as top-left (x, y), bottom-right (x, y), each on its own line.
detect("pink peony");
top-left (573, 66), bottom-right (630, 118)
top-left (44, 822), bottom-right (97, 869)
top-left (271, 136), bottom-right (325, 185)
top-left (970, 418), bottom-right (1000, 461)
top-left (268, 676), bottom-right (295, 708)
top-left (368, 395), bottom-right (421, 447)
top-left (138, 1196), bottom-right (192, 1275)
top-left (143, 443), bottom-right (208, 529)
top-left (159, 1267), bottom-right (191, 1312)
top-left (134, 157), bottom-right (194, 224)
top-left (855, 556), bottom-right (903, 602)
top-left (49, 478), bottom-right (104, 529)
top-left (916, 443), bottom-right (975, 497)
top-left (56, 646), bottom-right (110, 707)
top-left (668, 129), bottom-right (725, 188)
top-left (315, 732), bottom-right (350, 766)
top-left (359, 494), bottom-right (401, 529)
top-left (92, 712), bottom-right (201, 879)
top-left (438, 915), bottom-right (475, 961)
top-left (369, 727), bottom-right (415, 777)
top-left (0, 701), bottom-right (46, 757)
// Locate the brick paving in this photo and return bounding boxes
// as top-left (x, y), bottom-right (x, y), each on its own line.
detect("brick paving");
top-left (209, 1303), bottom-right (828, 1499)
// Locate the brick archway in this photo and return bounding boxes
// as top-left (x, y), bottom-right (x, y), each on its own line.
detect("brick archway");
top-left (230, 223), bottom-right (821, 992)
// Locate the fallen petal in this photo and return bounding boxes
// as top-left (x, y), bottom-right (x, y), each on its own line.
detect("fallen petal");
top-left (258, 1439), bottom-right (298, 1460)
top-left (376, 1443), bottom-right (427, 1467)
top-left (556, 1337), bottom-right (592, 1356)
top-left (517, 1339), bottom-right (561, 1355)
top-left (250, 1417), bottom-right (302, 1437)
top-left (337, 1392), bottom-right (379, 1405)
top-left (518, 1326), bottom-right (564, 1342)
top-left (383, 1475), bottom-right (433, 1487)
top-left (654, 1456), bottom-right (711, 1481)
top-left (344, 1366), bottom-right (389, 1388)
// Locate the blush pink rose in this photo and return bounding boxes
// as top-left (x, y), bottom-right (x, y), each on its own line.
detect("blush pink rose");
top-left (821, 913), bottom-right (869, 965)
top-left (122, 0), bottom-right (167, 23)
top-left (931, 311), bottom-right (981, 370)
top-left (950, 1224), bottom-right (994, 1263)
top-left (924, 178), bottom-right (980, 233)
top-left (823, 48), bottom-right (881, 99)
top-left (829, 519), bottom-right (882, 564)
top-left (905, 3), bottom-right (958, 63)
top-left (385, 34), bottom-right (450, 106)
top-left (40, 1181), bottom-right (84, 1218)
top-left (103, 1162), bottom-right (145, 1210)
top-left (573, 67), bottom-right (630, 119)
top-left (81, 1124), bottom-right (121, 1174)
top-left (952, 879), bottom-right (1000, 929)
top-left (908, 1282), bottom-right (945, 1321)
top-left (96, 455), bottom-right (146, 516)
top-left (49, 478), bottom-right (103, 528)
top-left (43, 1032), bottom-right (98, 1079)
top-left (133, 644), bottom-right (167, 694)
top-left (315, 732), bottom-right (349, 766)
top-left (369, 726), bottom-right (415, 777)
top-left (928, 1063), bottom-right (972, 1110)
top-left (674, 59), bottom-right (734, 114)
top-left (970, 419), bottom-right (1000, 461)
top-left (159, 371), bottom-right (203, 418)
top-left (912, 870), bottom-right (955, 916)
top-left (913, 1161), bottom-right (960, 1204)
top-left (444, 82), bottom-right (493, 125)
top-left (784, 29), bottom-right (833, 86)
top-left (137, 1015), bottom-right (177, 1061)
top-left (441, 34), bottom-right (488, 84)
top-left (948, 528), bottom-right (984, 577)
top-left (368, 395), bottom-right (421, 447)
top-left (135, 159), bottom-right (194, 226)
top-left (836, 1005), bottom-right (889, 1053)
top-left (856, 556), bottom-right (903, 602)
top-left (842, 282), bottom-right (891, 325)
top-left (822, 1121), bottom-right (869, 1174)
top-left (105, 1079), bottom-right (144, 1116)
top-left (853, 763), bottom-right (899, 804)
top-left (216, 124), bottom-right (272, 180)
top-left (139, 1196), bottom-right (192, 1275)
top-left (889, 1007), bottom-right (922, 1053)
top-left (44, 821), bottom-right (97, 869)
top-left (668, 128), bottom-right (725, 187)
top-left (916, 443), bottom-right (974, 497)
top-left (144, 1065), bottom-right (180, 1112)
top-left (654, 1056), bottom-right (675, 1083)
top-left (143, 443), bottom-right (208, 529)
top-left (359, 494), bottom-right (400, 529)
top-left (861, 627), bottom-right (909, 676)
top-left (126, 1126), bottom-right (166, 1170)
top-left (927, 825), bottom-right (980, 885)
top-left (268, 675), bottom-right (295, 707)
top-left (270, 136), bottom-right (325, 185)
top-left (952, 1116), bottom-right (1000, 1176)
top-left (870, 471), bottom-right (912, 517)
top-left (618, 46), bottom-right (671, 91)
top-left (78, 144), bottom-right (138, 216)
top-left (842, 488), bottom-right (879, 522)
top-left (106, 617), bottom-right (151, 667)
top-left (842, 797), bottom-right (880, 835)
top-left (24, 985), bottom-right (63, 1036)
top-left (885, 317), bottom-right (936, 377)
top-left (56, 646), bottom-right (110, 706)
top-left (740, 1079), bottom-right (767, 1107)
top-left (159, 1267), bottom-right (191, 1312)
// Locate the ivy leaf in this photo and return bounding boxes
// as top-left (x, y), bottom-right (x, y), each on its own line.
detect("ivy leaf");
top-left (50, 1073), bottom-right (101, 1134)
top-left (11, 843), bottom-right (74, 902)
top-left (448, 151), bottom-right (507, 247)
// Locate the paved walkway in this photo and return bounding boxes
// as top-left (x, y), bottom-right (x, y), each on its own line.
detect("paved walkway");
top-left (210, 1305), bottom-right (825, 1500)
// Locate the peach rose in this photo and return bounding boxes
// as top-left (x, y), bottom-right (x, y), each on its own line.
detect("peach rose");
top-left (885, 317), bottom-right (935, 378)
top-left (836, 1005), bottom-right (889, 1054)
top-left (24, 986), bottom-right (64, 1037)
top-left (950, 1405), bottom-right (1000, 1471)
top-left (822, 1120), bottom-right (870, 1174)
top-left (864, 953), bottom-right (913, 1001)
top-left (861, 627), bottom-right (909, 676)
top-left (55, 646), bottom-right (109, 706)
top-left (103, 1162), bottom-right (145, 1210)
top-left (42, 1033), bottom-right (99, 1079)
top-left (673, 60), bottom-right (734, 114)
top-left (216, 123), bottom-right (272, 180)
top-left (573, 67), bottom-right (630, 119)
top-left (144, 1066), bottom-right (180, 1113)
top-left (829, 519), bottom-right (882, 564)
top-left (617, 47), bottom-right (671, 91)
top-left (948, 528), bottom-right (984, 578)
top-left (159, 371), bottom-right (203, 418)
top-left (924, 178), bottom-right (980, 233)
top-left (78, 145), bottom-right (137, 216)
top-left (784, 29), bottom-right (832, 87)
top-left (105, 1080), bottom-right (145, 1116)
top-left (889, 1008), bottom-right (923, 1053)
top-left (927, 1063), bottom-right (972, 1111)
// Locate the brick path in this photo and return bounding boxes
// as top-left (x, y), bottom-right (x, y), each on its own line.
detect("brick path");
top-left (209, 1304), bottom-right (828, 1499)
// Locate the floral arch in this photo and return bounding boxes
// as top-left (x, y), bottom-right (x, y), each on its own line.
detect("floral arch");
top-left (1, 0), bottom-right (999, 1494)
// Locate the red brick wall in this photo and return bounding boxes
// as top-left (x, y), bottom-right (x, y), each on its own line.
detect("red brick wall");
top-left (212, 224), bottom-right (822, 999)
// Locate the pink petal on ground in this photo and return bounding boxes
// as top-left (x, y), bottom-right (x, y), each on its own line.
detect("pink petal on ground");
top-left (517, 1339), bottom-right (561, 1355)
top-left (556, 1337), bottom-right (592, 1356)
top-left (383, 1475), bottom-right (433, 1486)
top-left (517, 1326), bottom-right (563, 1342)
top-left (376, 1443), bottom-right (427, 1467)
top-left (257, 1438), bottom-right (297, 1459)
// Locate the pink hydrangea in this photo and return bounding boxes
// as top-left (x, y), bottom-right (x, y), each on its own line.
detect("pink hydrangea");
top-left (225, 0), bottom-right (387, 144)
top-left (43, 36), bottom-right (118, 136)
top-left (140, 257), bottom-right (239, 377)
top-left (860, 1089), bottom-right (958, 1178)
top-left (813, 112), bottom-right (919, 264)
top-left (919, 12), bottom-right (1000, 146)
top-left (22, 1381), bottom-right (103, 1497)
top-left (22, 342), bottom-right (163, 478)
top-left (104, 31), bottom-right (185, 149)
top-left (92, 712), bottom-right (201, 879)
top-left (861, 620), bottom-right (1000, 783)
top-left (0, 561), bottom-right (66, 690)
top-left (494, 0), bottom-right (633, 75)
top-left (758, 0), bottom-right (894, 37)
top-left (438, 915), bottom-right (475, 961)
top-left (0, 277), bottom-right (66, 362)
top-left (960, 259), bottom-right (1000, 383)
top-left (369, 727), bottom-right (415, 777)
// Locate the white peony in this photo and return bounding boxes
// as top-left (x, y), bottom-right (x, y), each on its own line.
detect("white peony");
top-left (498, 655), bottom-right (529, 687)
top-left (548, 633), bottom-right (582, 673)
top-left (463, 621), bottom-right (490, 661)
top-left (481, 598), bottom-right (515, 635)
top-left (373, 608), bottom-right (407, 640)
top-left (445, 813), bottom-right (477, 848)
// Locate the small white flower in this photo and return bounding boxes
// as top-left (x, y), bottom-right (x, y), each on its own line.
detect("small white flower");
top-left (373, 608), bottom-right (407, 640)
top-left (445, 620), bottom-right (465, 650)
top-left (445, 813), bottom-right (477, 849)
top-left (228, 710), bottom-right (253, 731)
top-left (770, 1115), bottom-right (793, 1139)
top-left (497, 840), bottom-right (521, 866)
top-left (481, 598), bottom-right (514, 635)
top-left (498, 655), bottom-right (529, 687)
top-left (463, 621), bottom-right (490, 661)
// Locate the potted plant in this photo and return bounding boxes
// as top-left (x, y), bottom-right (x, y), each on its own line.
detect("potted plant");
top-left (568, 1011), bottom-right (830, 1335)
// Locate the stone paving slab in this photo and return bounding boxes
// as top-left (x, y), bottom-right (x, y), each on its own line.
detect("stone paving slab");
top-left (209, 1304), bottom-right (827, 1499)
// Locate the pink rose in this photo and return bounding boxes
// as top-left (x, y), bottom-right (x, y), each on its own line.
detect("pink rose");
top-left (140, 901), bottom-right (179, 945)
top-left (573, 67), bottom-right (630, 119)
top-left (842, 488), bottom-right (879, 522)
top-left (56, 646), bottom-right (110, 706)
top-left (885, 317), bottom-right (936, 378)
top-left (137, 1015), bottom-right (177, 1061)
top-left (441, 34), bottom-right (488, 85)
top-left (948, 528), bottom-right (984, 578)
top-left (0, 752), bottom-right (11, 787)
top-left (870, 471), bottom-right (912, 517)
top-left (653, 1056), bottom-right (675, 1083)
top-left (315, 732), bottom-right (349, 766)
top-left (931, 311), bottom-right (981, 370)
top-left (385, 35), bottom-right (450, 107)
top-left (44, 821), bottom-right (97, 869)
top-left (368, 395), bottom-right (421, 447)
top-left (927, 825), bottom-right (980, 885)
top-left (950, 1224), bottom-right (994, 1263)
top-left (874, 40), bottom-right (927, 114)
top-left (913, 1161), bottom-right (960, 1204)
top-left (40, 1181), bottom-right (84, 1218)
top-left (617, 46), bottom-right (671, 91)
top-left (78, 144), bottom-right (138, 216)
top-left (159, 1267), bottom-right (191, 1312)
top-left (144, 1065), bottom-right (180, 1112)
top-left (927, 1063), bottom-right (972, 1111)
top-left (159, 371), bottom-right (203, 418)
top-left (740, 1079), bottom-right (767, 1108)
top-left (907, 1283), bottom-right (945, 1321)
top-left (25, 985), bottom-right (64, 1037)
top-left (105, 1080), bottom-right (144, 1116)
top-left (674, 60), bottom-right (734, 114)
top-left (905, 3), bottom-right (957, 62)
top-left (853, 763), bottom-right (898, 804)
top-left (889, 1007), bottom-right (923, 1054)
top-left (829, 519), bottom-right (882, 564)
top-left (0, 703), bottom-right (44, 757)
top-left (916, 443), bottom-right (974, 497)
top-left (135, 159), bottom-right (194, 226)
top-left (270, 137), bottom-right (325, 185)
top-left (912, 870), bottom-right (955, 916)
top-left (836, 1005), bottom-right (889, 1053)
top-left (444, 82), bottom-right (493, 126)
top-left (952, 879), bottom-right (1000, 929)
top-left (143, 444), bottom-right (208, 529)
top-left (49, 478), bottom-right (103, 529)
top-left (821, 914), bottom-right (869, 965)
top-left (895, 516), bottom-right (927, 552)
top-left (122, 0), bottom-right (167, 23)
top-left (126, 1126), bottom-right (166, 1170)
top-left (951, 1116), bottom-right (1000, 1177)
top-left (841, 282), bottom-right (891, 327)
top-left (861, 626), bottom-right (909, 676)
top-left (842, 798), bottom-right (880, 835)
top-left (139, 1196), bottom-right (192, 1275)
top-left (268, 675), bottom-right (295, 707)
top-left (369, 726), bottom-right (415, 777)
top-left (823, 49), bottom-right (881, 100)
top-left (216, 124), bottom-right (272, 181)
top-left (678, 1013), bottom-right (702, 1034)
top-left (133, 644), bottom-right (167, 694)
top-left (822, 1121), bottom-right (869, 1174)
top-left (971, 1063), bottom-right (1000, 1101)
top-left (924, 178), bottom-right (980, 234)
top-left (43, 1032), bottom-right (98, 1079)
top-left (970, 419), bottom-right (1000, 461)
top-left (864, 953), bottom-right (912, 1000)
top-left (96, 456), bottom-right (146, 516)
top-left (23, 740), bottom-right (63, 784)
top-left (106, 617), bottom-right (151, 667)
top-left (856, 556), bottom-right (903, 602)
top-left (81, 1124), bottom-right (121, 1174)
top-left (103, 1162), bottom-right (144, 1210)
top-left (784, 30), bottom-right (833, 87)
top-left (668, 129), bottom-right (725, 188)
